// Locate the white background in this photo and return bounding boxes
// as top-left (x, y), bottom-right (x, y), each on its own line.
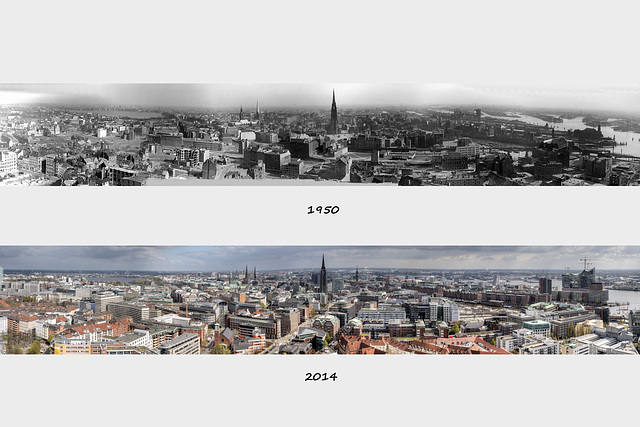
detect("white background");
top-left (2, 1), bottom-right (640, 426)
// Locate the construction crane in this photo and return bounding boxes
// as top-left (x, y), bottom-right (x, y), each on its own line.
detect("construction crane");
top-left (579, 257), bottom-right (597, 271)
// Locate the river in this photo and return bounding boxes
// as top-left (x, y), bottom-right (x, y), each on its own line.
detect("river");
top-left (608, 289), bottom-right (640, 314)
top-left (483, 112), bottom-right (640, 157)
top-left (502, 280), bottom-right (636, 314)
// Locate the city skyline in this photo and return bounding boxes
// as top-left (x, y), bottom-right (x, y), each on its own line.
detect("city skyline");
top-left (3, 83), bottom-right (640, 114)
top-left (1, 246), bottom-right (640, 271)
top-left (4, 84), bottom-right (640, 187)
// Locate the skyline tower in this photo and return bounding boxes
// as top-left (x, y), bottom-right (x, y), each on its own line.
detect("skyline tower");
top-left (329, 89), bottom-right (338, 135)
top-left (255, 100), bottom-right (260, 121)
top-left (320, 254), bottom-right (327, 294)
top-left (243, 265), bottom-right (249, 284)
top-left (240, 106), bottom-right (243, 121)
top-left (539, 277), bottom-right (552, 295)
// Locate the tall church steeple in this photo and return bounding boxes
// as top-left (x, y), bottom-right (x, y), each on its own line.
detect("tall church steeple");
top-left (320, 254), bottom-right (327, 294)
top-left (329, 89), bottom-right (338, 135)
top-left (255, 100), bottom-right (260, 121)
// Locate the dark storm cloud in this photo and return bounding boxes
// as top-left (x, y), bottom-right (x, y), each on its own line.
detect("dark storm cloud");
top-left (0, 246), bottom-right (639, 271)
top-left (0, 247), bottom-right (170, 270)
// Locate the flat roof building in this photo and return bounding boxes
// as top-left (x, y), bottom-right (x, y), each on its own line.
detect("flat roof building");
top-left (158, 333), bottom-right (200, 355)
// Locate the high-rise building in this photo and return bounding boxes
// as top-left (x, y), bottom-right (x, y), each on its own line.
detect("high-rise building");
top-left (539, 277), bottom-right (552, 295)
top-left (106, 301), bottom-right (150, 322)
top-left (94, 292), bottom-right (123, 315)
top-left (332, 274), bottom-right (344, 293)
top-left (328, 90), bottom-right (338, 135)
top-left (320, 255), bottom-right (327, 294)
top-left (562, 273), bottom-right (578, 288)
top-left (579, 268), bottom-right (595, 288)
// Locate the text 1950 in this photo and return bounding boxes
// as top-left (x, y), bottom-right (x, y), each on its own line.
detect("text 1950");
top-left (307, 206), bottom-right (340, 215)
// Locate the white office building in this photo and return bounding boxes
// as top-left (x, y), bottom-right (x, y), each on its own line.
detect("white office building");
top-left (357, 308), bottom-right (406, 323)
top-left (520, 337), bottom-right (561, 355)
top-left (0, 151), bottom-right (18, 176)
top-left (116, 329), bottom-right (152, 349)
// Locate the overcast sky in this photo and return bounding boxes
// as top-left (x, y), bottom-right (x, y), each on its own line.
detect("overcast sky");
top-left (0, 246), bottom-right (639, 272)
top-left (2, 84), bottom-right (640, 113)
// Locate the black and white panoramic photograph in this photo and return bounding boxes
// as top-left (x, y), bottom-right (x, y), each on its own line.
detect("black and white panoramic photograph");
top-left (2, 83), bottom-right (640, 187)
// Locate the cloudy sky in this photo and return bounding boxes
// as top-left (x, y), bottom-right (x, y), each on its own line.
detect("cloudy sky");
top-left (0, 246), bottom-right (639, 272)
top-left (1, 84), bottom-right (640, 113)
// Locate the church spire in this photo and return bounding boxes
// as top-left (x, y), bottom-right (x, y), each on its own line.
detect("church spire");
top-left (329, 89), bottom-right (338, 135)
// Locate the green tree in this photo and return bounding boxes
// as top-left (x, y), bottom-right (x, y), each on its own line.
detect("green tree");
top-left (258, 302), bottom-right (267, 310)
top-left (567, 323), bottom-right (575, 338)
top-left (9, 346), bottom-right (24, 355)
top-left (324, 334), bottom-right (332, 347)
top-left (450, 324), bottom-right (460, 335)
top-left (211, 344), bottom-right (231, 355)
top-left (28, 341), bottom-right (40, 355)
top-left (490, 339), bottom-right (497, 347)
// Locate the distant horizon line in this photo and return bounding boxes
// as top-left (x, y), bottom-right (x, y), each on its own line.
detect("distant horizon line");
top-left (2, 102), bottom-right (637, 116)
top-left (2, 268), bottom-right (635, 274)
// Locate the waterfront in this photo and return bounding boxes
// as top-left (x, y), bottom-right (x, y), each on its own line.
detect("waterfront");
top-left (484, 112), bottom-right (640, 156)
top-left (609, 289), bottom-right (640, 313)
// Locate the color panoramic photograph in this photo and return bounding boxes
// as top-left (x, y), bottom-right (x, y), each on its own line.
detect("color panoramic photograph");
top-left (2, 84), bottom-right (640, 186)
top-left (1, 245), bottom-right (640, 356)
